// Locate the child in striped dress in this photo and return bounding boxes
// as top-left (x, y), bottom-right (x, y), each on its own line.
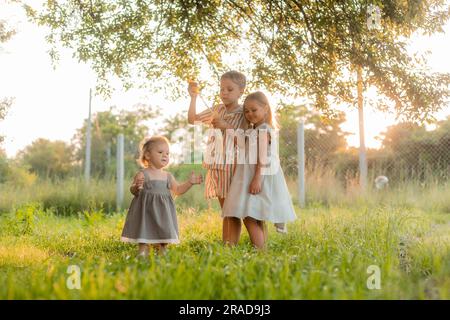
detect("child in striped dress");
top-left (187, 71), bottom-right (247, 246)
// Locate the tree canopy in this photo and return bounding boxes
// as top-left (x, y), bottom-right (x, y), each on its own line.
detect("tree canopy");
top-left (0, 19), bottom-right (15, 44)
top-left (22, 0), bottom-right (450, 121)
top-left (73, 104), bottom-right (159, 178)
top-left (17, 138), bottom-right (74, 179)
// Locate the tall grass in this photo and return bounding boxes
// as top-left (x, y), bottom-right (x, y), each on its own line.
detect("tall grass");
top-left (2, 163), bottom-right (449, 217)
top-left (0, 164), bottom-right (211, 215)
top-left (0, 202), bottom-right (448, 299)
top-left (0, 178), bottom-right (120, 215)
top-left (286, 166), bottom-right (450, 213)
top-left (0, 164), bottom-right (449, 299)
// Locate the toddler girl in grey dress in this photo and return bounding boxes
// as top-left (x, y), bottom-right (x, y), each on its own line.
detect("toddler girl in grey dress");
top-left (121, 136), bottom-right (203, 256)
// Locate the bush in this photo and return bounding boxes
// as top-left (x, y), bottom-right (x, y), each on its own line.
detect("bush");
top-left (0, 164), bottom-right (210, 216)
top-left (4, 165), bottom-right (37, 188)
top-left (3, 202), bottom-right (46, 235)
top-left (0, 178), bottom-right (121, 216)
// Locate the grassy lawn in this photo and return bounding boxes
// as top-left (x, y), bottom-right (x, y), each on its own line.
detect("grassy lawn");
top-left (1, 200), bottom-right (449, 299)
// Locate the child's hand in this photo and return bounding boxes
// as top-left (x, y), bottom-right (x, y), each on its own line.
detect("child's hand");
top-left (211, 117), bottom-right (230, 130)
top-left (136, 175), bottom-right (145, 190)
top-left (189, 171), bottom-right (203, 185)
top-left (130, 172), bottom-right (145, 196)
top-left (249, 176), bottom-right (262, 194)
top-left (188, 80), bottom-right (200, 98)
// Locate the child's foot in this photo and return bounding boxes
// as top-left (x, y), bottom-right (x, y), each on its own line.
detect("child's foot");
top-left (275, 223), bottom-right (287, 234)
top-left (136, 252), bottom-right (148, 260)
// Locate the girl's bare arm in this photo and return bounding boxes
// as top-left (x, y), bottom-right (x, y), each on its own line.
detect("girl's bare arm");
top-left (169, 172), bottom-right (203, 196)
top-left (249, 130), bottom-right (271, 193)
top-left (188, 81), bottom-right (201, 124)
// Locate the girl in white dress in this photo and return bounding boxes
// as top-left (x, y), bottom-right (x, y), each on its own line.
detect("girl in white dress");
top-left (222, 91), bottom-right (297, 249)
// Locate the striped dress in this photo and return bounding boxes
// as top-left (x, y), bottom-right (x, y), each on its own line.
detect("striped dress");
top-left (196, 103), bottom-right (246, 199)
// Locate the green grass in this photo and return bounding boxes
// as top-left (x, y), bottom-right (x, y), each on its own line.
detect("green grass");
top-left (0, 199), bottom-right (449, 299)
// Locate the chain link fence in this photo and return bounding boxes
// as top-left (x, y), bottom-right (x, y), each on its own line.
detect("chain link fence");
top-left (278, 110), bottom-right (450, 206)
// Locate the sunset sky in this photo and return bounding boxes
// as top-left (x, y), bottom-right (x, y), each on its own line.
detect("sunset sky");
top-left (1, 1), bottom-right (449, 158)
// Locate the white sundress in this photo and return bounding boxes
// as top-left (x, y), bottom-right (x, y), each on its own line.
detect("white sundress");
top-left (222, 122), bottom-right (297, 231)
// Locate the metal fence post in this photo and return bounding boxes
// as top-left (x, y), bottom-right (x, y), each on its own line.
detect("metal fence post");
top-left (116, 134), bottom-right (124, 211)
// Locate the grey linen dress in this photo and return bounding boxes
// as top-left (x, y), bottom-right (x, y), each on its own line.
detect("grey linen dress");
top-left (121, 170), bottom-right (179, 244)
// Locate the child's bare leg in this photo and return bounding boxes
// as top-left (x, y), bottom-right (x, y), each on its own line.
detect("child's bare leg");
top-left (223, 217), bottom-right (242, 246)
top-left (243, 217), bottom-right (266, 249)
top-left (159, 243), bottom-right (168, 254)
top-left (221, 197), bottom-right (240, 245)
top-left (138, 243), bottom-right (149, 256)
top-left (151, 243), bottom-right (167, 254)
top-left (219, 197), bottom-right (241, 245)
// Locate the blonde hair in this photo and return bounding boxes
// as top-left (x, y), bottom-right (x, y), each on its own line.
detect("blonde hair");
top-left (221, 70), bottom-right (246, 89)
top-left (243, 91), bottom-right (279, 129)
top-left (138, 136), bottom-right (170, 168)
